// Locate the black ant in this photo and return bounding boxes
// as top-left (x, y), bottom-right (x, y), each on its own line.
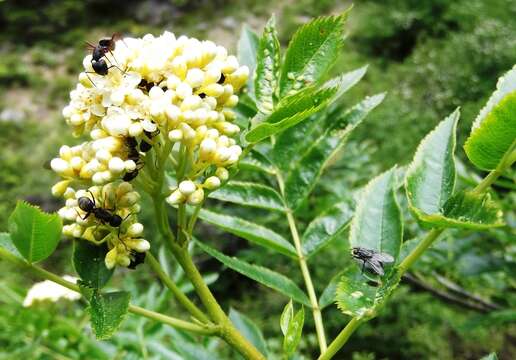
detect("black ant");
top-left (128, 251), bottom-right (146, 269)
top-left (77, 190), bottom-right (123, 227)
top-left (139, 128), bottom-right (160, 152)
top-left (123, 137), bottom-right (144, 182)
top-left (85, 33), bottom-right (125, 84)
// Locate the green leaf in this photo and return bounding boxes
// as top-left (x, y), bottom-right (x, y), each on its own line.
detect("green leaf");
top-left (229, 308), bottom-right (269, 357)
top-left (73, 240), bottom-right (114, 289)
top-left (405, 109), bottom-right (460, 220)
top-left (239, 149), bottom-right (276, 175)
top-left (246, 69), bottom-right (366, 143)
top-left (238, 25), bottom-right (260, 98)
top-left (283, 305), bottom-right (304, 355)
top-left (480, 353), bottom-right (499, 360)
top-left (196, 241), bottom-right (310, 306)
top-left (280, 300), bottom-right (294, 336)
top-left (335, 265), bottom-right (401, 318)
top-left (302, 201), bottom-right (354, 258)
top-left (349, 167), bottom-right (402, 262)
top-left (319, 270), bottom-right (344, 310)
top-left (465, 92), bottom-right (516, 171)
top-left (284, 93), bottom-right (385, 210)
top-left (255, 16), bottom-right (280, 114)
top-left (89, 290), bottom-right (130, 340)
top-left (0, 232), bottom-right (21, 257)
top-left (279, 13), bottom-right (348, 97)
top-left (271, 67), bottom-right (369, 173)
top-left (197, 209), bottom-right (297, 258)
top-left (208, 181), bottom-right (286, 212)
top-left (8, 201), bottom-right (62, 263)
top-left (411, 190), bottom-right (505, 230)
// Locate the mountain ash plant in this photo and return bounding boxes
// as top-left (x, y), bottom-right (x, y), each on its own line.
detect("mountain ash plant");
top-left (1, 11), bottom-right (514, 359)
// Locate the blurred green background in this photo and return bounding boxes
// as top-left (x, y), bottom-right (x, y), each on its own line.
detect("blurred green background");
top-left (0, 0), bottom-right (515, 359)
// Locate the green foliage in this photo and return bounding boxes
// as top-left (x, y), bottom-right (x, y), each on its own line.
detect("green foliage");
top-left (208, 181), bottom-right (286, 212)
top-left (282, 92), bottom-right (384, 210)
top-left (89, 290), bottom-right (130, 340)
top-left (279, 13), bottom-right (348, 97)
top-left (465, 86), bottom-right (516, 170)
top-left (197, 209), bottom-right (297, 257)
top-left (301, 201), bottom-right (353, 258)
top-left (73, 241), bottom-right (114, 289)
top-left (350, 168), bottom-right (402, 261)
top-left (8, 201), bottom-right (62, 263)
top-left (255, 16), bottom-right (281, 114)
top-left (238, 25), bottom-right (260, 98)
top-left (280, 300), bottom-right (304, 355)
top-left (197, 241), bottom-right (311, 306)
top-left (229, 308), bottom-right (269, 357)
top-left (0, 232), bottom-right (21, 257)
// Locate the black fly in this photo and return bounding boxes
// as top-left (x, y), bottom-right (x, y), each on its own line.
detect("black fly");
top-left (351, 247), bottom-right (394, 276)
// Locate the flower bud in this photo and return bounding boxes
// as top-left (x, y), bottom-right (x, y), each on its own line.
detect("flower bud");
top-left (128, 238), bottom-right (150, 252)
top-left (116, 253), bottom-right (131, 267)
top-left (215, 167), bottom-right (229, 181)
top-left (169, 129), bottom-right (183, 142)
top-left (109, 157), bottom-right (126, 174)
top-left (179, 180), bottom-right (196, 195)
top-left (105, 248), bottom-right (118, 269)
top-left (204, 176), bottom-right (221, 190)
top-left (187, 188), bottom-right (204, 205)
top-left (119, 191), bottom-right (140, 207)
top-left (127, 222), bottom-right (144, 237)
top-left (52, 180), bottom-right (71, 197)
top-left (166, 189), bottom-right (185, 205)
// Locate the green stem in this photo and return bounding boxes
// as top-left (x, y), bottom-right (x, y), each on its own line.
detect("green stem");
top-left (317, 318), bottom-right (362, 360)
top-left (145, 252), bottom-right (210, 323)
top-left (276, 171), bottom-right (327, 352)
top-left (0, 248), bottom-right (215, 335)
top-left (169, 242), bottom-right (266, 360)
top-left (398, 229), bottom-right (443, 275)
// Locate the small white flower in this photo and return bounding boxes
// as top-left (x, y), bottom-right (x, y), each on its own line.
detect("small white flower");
top-left (23, 276), bottom-right (81, 307)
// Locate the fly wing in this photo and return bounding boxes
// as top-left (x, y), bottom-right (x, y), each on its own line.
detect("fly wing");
top-left (375, 252), bottom-right (394, 264)
top-left (365, 259), bottom-right (385, 276)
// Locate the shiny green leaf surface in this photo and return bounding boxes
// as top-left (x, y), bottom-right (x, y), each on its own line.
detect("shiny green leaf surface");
top-left (302, 201), bottom-right (354, 258)
top-left (8, 201), bottom-right (62, 263)
top-left (349, 167), bottom-right (402, 261)
top-left (89, 290), bottom-right (130, 340)
top-left (73, 241), bottom-right (114, 289)
top-left (197, 241), bottom-right (310, 306)
top-left (197, 209), bottom-right (297, 257)
top-left (237, 25), bottom-right (260, 99)
top-left (465, 91), bottom-right (516, 170)
top-left (405, 109), bottom-right (460, 217)
top-left (282, 305), bottom-right (304, 355)
top-left (208, 181), bottom-right (286, 212)
top-left (279, 13), bottom-right (348, 97)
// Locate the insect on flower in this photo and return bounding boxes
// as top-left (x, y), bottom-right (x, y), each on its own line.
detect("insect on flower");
top-left (77, 190), bottom-right (124, 227)
top-left (123, 137), bottom-right (144, 181)
top-left (85, 33), bottom-right (125, 82)
top-left (351, 247), bottom-right (394, 276)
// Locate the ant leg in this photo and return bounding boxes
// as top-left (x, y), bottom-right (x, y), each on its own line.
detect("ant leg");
top-left (84, 72), bottom-right (98, 88)
top-left (87, 190), bottom-right (96, 207)
top-left (75, 209), bottom-right (90, 221)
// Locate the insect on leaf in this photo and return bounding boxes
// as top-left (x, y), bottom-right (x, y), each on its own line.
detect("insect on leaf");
top-left (8, 201), bottom-right (62, 263)
top-left (350, 167), bottom-right (402, 263)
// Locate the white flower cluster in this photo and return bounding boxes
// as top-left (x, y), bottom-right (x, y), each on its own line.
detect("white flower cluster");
top-left (23, 275), bottom-right (81, 307)
top-left (52, 32), bottom-right (247, 268)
